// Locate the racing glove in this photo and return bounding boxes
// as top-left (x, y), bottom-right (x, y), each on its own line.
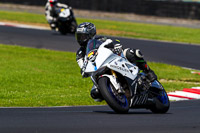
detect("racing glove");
top-left (81, 60), bottom-right (89, 78)
top-left (114, 43), bottom-right (123, 55)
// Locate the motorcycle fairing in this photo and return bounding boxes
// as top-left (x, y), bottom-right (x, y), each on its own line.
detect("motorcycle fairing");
top-left (150, 80), bottom-right (164, 90)
top-left (59, 8), bottom-right (70, 18)
top-left (106, 57), bottom-right (139, 80)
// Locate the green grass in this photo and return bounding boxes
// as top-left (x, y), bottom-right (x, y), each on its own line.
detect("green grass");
top-left (150, 62), bottom-right (200, 92)
top-left (0, 10), bottom-right (200, 44)
top-left (0, 10), bottom-right (47, 24)
top-left (0, 44), bottom-right (99, 107)
top-left (0, 44), bottom-right (199, 107)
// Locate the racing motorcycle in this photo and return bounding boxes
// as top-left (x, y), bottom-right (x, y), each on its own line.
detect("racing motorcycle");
top-left (82, 38), bottom-right (170, 114)
top-left (52, 7), bottom-right (77, 35)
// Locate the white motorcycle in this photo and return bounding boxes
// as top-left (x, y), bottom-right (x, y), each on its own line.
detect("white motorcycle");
top-left (54, 7), bottom-right (77, 35)
top-left (82, 39), bottom-right (170, 114)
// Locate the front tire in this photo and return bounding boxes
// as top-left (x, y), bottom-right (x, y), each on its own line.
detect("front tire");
top-left (58, 25), bottom-right (67, 35)
top-left (98, 77), bottom-right (129, 113)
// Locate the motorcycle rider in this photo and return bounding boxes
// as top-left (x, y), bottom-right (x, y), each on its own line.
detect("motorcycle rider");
top-left (45, 0), bottom-right (70, 30)
top-left (75, 22), bottom-right (157, 101)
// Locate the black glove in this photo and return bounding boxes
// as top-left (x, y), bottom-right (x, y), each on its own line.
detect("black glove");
top-left (80, 59), bottom-right (88, 77)
top-left (81, 67), bottom-right (89, 78)
top-left (114, 43), bottom-right (123, 55)
top-left (146, 70), bottom-right (157, 82)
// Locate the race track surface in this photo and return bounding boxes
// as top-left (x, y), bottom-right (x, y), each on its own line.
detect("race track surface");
top-left (0, 100), bottom-right (200, 133)
top-left (0, 25), bottom-right (200, 133)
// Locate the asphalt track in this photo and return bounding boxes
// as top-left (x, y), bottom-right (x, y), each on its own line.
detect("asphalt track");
top-left (0, 100), bottom-right (200, 133)
top-left (0, 25), bottom-right (200, 133)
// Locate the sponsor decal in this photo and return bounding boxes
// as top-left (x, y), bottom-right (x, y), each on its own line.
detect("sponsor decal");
top-left (77, 27), bottom-right (84, 32)
top-left (110, 65), bottom-right (129, 72)
top-left (88, 51), bottom-right (94, 58)
top-left (60, 8), bottom-right (65, 12)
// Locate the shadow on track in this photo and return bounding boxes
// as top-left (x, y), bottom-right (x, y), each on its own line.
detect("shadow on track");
top-left (93, 107), bottom-right (173, 115)
top-left (94, 110), bottom-right (152, 114)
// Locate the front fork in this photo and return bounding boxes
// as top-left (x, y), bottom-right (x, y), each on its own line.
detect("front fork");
top-left (110, 70), bottom-right (125, 94)
top-left (91, 70), bottom-right (125, 94)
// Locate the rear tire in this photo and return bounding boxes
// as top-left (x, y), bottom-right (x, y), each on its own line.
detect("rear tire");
top-left (98, 77), bottom-right (129, 113)
top-left (150, 89), bottom-right (170, 113)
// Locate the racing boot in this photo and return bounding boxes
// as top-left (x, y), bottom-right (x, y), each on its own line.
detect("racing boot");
top-left (139, 61), bottom-right (157, 82)
top-left (90, 85), bottom-right (104, 102)
top-left (137, 61), bottom-right (157, 82)
top-left (50, 22), bottom-right (56, 30)
top-left (145, 69), bottom-right (157, 82)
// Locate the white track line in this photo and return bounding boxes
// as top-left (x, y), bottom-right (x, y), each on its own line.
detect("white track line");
top-left (168, 91), bottom-right (200, 99)
top-left (168, 87), bottom-right (200, 101)
top-left (168, 96), bottom-right (188, 101)
top-left (0, 21), bottom-right (49, 30)
top-left (192, 87), bottom-right (200, 89)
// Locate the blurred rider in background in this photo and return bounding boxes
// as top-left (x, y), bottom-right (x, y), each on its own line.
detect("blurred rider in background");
top-left (75, 22), bottom-right (157, 101)
top-left (45, 0), bottom-right (69, 30)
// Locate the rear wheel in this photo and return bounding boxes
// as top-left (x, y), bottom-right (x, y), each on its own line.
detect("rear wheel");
top-left (150, 89), bottom-right (170, 113)
top-left (98, 77), bottom-right (129, 113)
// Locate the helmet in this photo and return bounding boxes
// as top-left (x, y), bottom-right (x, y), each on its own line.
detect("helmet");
top-left (48, 0), bottom-right (57, 6)
top-left (48, 0), bottom-right (57, 3)
top-left (75, 22), bottom-right (96, 47)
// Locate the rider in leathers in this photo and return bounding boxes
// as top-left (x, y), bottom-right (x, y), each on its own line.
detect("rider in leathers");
top-left (45, 0), bottom-right (70, 30)
top-left (75, 22), bottom-right (157, 101)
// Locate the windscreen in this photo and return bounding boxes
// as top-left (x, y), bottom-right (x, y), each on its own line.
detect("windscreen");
top-left (86, 38), bottom-right (103, 55)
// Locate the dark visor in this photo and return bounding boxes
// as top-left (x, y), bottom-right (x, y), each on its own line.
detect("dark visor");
top-left (76, 33), bottom-right (89, 43)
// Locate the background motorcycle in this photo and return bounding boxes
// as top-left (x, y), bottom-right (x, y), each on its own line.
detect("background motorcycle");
top-left (52, 7), bottom-right (77, 35)
top-left (82, 39), bottom-right (170, 114)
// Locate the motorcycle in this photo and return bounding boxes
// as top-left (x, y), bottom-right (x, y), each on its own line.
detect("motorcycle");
top-left (82, 38), bottom-right (170, 114)
top-left (52, 7), bottom-right (77, 35)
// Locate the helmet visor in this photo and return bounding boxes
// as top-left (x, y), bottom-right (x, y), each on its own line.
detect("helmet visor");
top-left (75, 33), bottom-right (89, 44)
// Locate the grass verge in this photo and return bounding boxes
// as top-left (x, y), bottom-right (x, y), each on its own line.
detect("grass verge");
top-left (0, 10), bottom-right (200, 44)
top-left (0, 44), bottom-right (199, 107)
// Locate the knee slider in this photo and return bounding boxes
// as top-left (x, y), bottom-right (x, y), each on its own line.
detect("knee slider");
top-left (135, 49), bottom-right (144, 58)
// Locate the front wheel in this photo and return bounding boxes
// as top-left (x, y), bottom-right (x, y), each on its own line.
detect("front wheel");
top-left (58, 25), bottom-right (67, 35)
top-left (98, 77), bottom-right (129, 113)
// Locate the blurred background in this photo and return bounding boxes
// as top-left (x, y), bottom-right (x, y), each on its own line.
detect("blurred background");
top-left (1, 0), bottom-right (200, 19)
